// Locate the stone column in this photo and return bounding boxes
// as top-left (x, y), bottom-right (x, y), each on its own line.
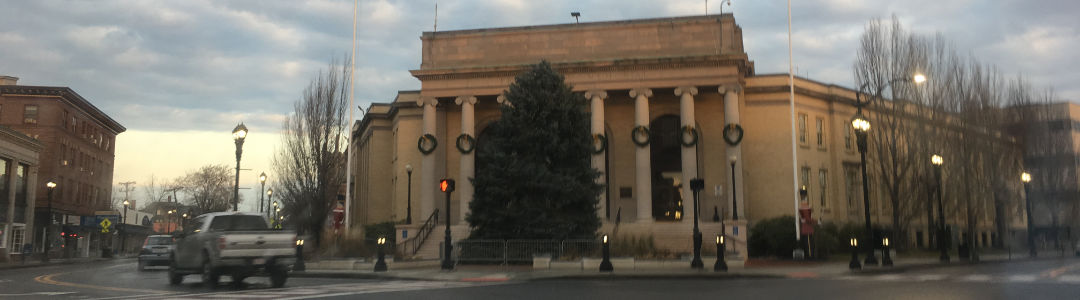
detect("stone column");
top-left (586, 90), bottom-right (608, 220)
top-left (630, 88), bottom-right (653, 223)
top-left (455, 95), bottom-right (477, 224)
top-left (3, 161), bottom-right (16, 255)
top-left (23, 165), bottom-right (36, 255)
top-left (417, 97), bottom-right (438, 221)
top-left (720, 85), bottom-right (744, 219)
top-left (675, 86), bottom-right (699, 223)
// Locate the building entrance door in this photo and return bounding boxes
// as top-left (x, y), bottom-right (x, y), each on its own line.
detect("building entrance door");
top-left (650, 115), bottom-right (683, 221)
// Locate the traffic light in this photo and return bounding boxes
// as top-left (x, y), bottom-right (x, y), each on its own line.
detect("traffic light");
top-left (440, 179), bottom-right (455, 193)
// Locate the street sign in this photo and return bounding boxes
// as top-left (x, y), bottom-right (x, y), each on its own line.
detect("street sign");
top-left (100, 218), bottom-right (112, 233)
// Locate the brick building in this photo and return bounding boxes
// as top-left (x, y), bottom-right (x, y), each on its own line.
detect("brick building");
top-left (0, 75), bottom-right (125, 257)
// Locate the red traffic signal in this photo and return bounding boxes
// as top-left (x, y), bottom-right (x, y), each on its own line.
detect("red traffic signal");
top-left (440, 179), bottom-right (455, 193)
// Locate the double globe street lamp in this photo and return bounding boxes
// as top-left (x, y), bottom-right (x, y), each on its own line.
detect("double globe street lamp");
top-left (851, 73), bottom-right (925, 265)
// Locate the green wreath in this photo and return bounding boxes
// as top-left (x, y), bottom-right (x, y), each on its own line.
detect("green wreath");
top-left (456, 134), bottom-right (476, 154)
top-left (631, 126), bottom-right (651, 147)
top-left (723, 124), bottom-right (744, 146)
top-left (417, 134), bottom-right (438, 155)
top-left (680, 125), bottom-right (699, 147)
top-left (592, 133), bottom-right (608, 154)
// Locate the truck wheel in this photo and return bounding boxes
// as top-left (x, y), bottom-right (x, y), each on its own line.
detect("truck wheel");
top-left (202, 258), bottom-right (220, 287)
top-left (168, 261), bottom-right (183, 285)
top-left (270, 267), bottom-right (287, 288)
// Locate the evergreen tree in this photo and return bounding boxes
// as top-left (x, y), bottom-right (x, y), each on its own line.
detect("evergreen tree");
top-left (467, 61), bottom-right (602, 240)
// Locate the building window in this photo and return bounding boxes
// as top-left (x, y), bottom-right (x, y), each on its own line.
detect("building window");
top-left (798, 113), bottom-right (808, 144)
top-left (845, 123), bottom-right (853, 151)
top-left (816, 118), bottom-right (825, 148)
top-left (11, 227), bottom-right (24, 250)
top-left (23, 105), bottom-right (38, 124)
top-left (819, 169), bottom-right (828, 208)
top-left (845, 166), bottom-right (859, 214)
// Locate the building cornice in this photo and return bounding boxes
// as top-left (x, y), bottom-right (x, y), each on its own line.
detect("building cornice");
top-left (0, 85), bottom-right (127, 134)
top-left (0, 125), bottom-right (44, 151)
top-left (410, 54), bottom-right (753, 81)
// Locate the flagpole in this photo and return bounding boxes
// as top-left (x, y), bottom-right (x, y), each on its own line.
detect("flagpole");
top-left (787, 0), bottom-right (801, 240)
top-left (344, 0), bottom-right (358, 234)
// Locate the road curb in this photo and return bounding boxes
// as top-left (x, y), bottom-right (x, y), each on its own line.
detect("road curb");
top-left (0, 258), bottom-right (120, 271)
top-left (530, 273), bottom-right (784, 281)
top-left (849, 258), bottom-right (1045, 275)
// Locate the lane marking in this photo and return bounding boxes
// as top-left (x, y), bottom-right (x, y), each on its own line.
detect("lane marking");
top-left (913, 274), bottom-right (948, 281)
top-left (958, 274), bottom-right (992, 282)
top-left (1008, 275), bottom-right (1038, 282)
top-left (34, 272), bottom-right (174, 295)
top-left (1057, 275), bottom-right (1080, 283)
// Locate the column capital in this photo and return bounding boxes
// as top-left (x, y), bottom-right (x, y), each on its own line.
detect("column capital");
top-left (718, 84), bottom-right (743, 94)
top-left (454, 95), bottom-right (477, 105)
top-left (585, 90), bottom-right (608, 100)
top-left (629, 88), bottom-right (653, 99)
top-left (416, 97), bottom-right (438, 107)
top-left (674, 86), bottom-right (699, 96)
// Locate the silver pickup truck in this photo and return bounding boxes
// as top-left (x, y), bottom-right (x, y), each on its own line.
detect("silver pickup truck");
top-left (168, 212), bottom-right (297, 288)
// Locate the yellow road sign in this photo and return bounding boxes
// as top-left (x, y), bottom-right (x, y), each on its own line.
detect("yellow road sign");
top-left (100, 218), bottom-right (111, 233)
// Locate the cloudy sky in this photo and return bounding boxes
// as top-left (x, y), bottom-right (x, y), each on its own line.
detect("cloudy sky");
top-left (1, 0), bottom-right (1076, 209)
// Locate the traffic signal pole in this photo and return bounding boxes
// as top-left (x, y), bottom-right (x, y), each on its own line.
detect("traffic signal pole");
top-left (440, 179), bottom-right (455, 270)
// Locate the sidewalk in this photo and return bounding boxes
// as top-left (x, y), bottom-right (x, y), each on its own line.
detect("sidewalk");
top-left (294, 255), bottom-right (1027, 282)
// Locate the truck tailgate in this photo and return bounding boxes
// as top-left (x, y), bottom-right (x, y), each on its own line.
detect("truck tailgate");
top-left (219, 231), bottom-right (295, 258)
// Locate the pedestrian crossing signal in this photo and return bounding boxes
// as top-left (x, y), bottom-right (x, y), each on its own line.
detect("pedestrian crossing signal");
top-left (440, 179), bottom-right (455, 193)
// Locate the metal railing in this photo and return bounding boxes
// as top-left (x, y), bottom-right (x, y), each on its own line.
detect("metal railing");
top-left (453, 239), bottom-right (601, 264)
top-left (402, 209), bottom-right (439, 256)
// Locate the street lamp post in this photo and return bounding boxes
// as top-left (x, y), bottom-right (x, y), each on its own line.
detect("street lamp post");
top-left (259, 172), bottom-right (267, 214)
top-left (43, 181), bottom-right (56, 262)
top-left (690, 178), bottom-right (705, 269)
top-left (266, 188), bottom-right (274, 219)
top-left (122, 200), bottom-right (129, 256)
top-left (850, 73), bottom-right (924, 266)
top-left (928, 154), bottom-right (946, 262)
top-left (1022, 172), bottom-right (1035, 258)
top-left (600, 235), bottom-right (613, 272)
top-left (167, 210), bottom-right (175, 235)
top-left (852, 112), bottom-right (876, 265)
top-left (232, 123), bottom-right (249, 212)
top-left (406, 164), bottom-right (413, 224)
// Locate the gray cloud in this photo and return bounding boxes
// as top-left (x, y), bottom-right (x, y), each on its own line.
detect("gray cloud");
top-left (1, 0), bottom-right (1076, 134)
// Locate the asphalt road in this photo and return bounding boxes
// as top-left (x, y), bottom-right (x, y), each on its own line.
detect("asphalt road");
top-left (1, 258), bottom-right (1079, 299)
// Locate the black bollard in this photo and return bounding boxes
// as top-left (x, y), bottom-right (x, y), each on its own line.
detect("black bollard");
top-left (882, 237), bottom-right (893, 267)
top-left (374, 237), bottom-right (388, 272)
top-left (600, 235), bottom-right (613, 272)
top-left (849, 237), bottom-right (861, 270)
top-left (714, 235), bottom-right (727, 272)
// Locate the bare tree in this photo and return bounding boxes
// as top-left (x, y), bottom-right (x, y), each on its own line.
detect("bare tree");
top-left (176, 164), bottom-right (235, 214)
top-left (272, 57), bottom-right (350, 248)
top-left (142, 174), bottom-right (176, 211)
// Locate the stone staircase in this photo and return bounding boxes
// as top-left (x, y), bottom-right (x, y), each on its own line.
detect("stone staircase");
top-left (413, 224), bottom-right (470, 260)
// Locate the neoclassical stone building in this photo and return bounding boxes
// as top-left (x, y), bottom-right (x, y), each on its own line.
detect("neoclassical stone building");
top-left (350, 14), bottom-right (1006, 259)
